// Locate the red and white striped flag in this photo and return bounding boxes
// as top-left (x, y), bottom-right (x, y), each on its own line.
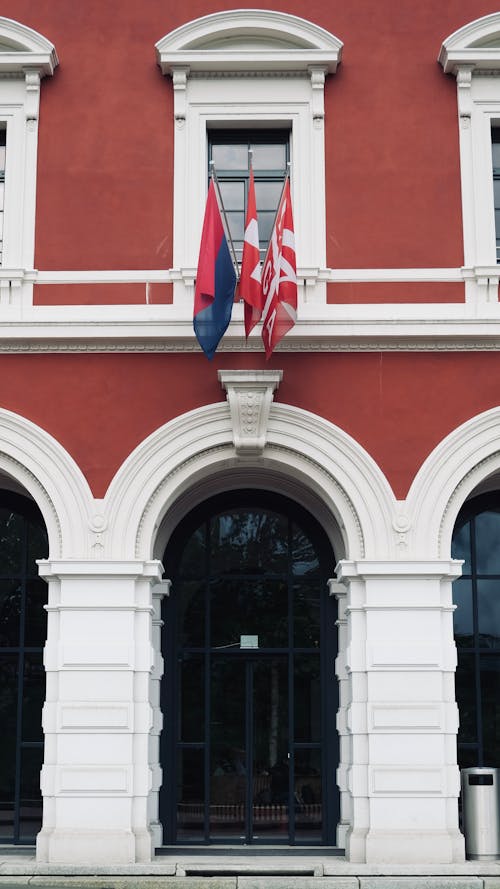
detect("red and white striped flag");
top-left (261, 177), bottom-right (297, 358)
top-left (240, 166), bottom-right (263, 338)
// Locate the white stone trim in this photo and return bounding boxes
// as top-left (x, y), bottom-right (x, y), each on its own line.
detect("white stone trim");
top-left (407, 405), bottom-right (500, 559)
top-left (155, 9), bottom-right (342, 75)
top-left (0, 408), bottom-right (92, 557)
top-left (218, 368), bottom-right (282, 455)
top-left (156, 10), bottom-right (342, 310)
top-left (100, 397), bottom-right (396, 566)
top-left (0, 18), bottom-right (57, 307)
top-left (439, 15), bottom-right (500, 285)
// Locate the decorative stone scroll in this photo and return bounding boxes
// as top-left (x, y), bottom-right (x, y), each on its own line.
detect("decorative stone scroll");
top-left (218, 369), bottom-right (283, 456)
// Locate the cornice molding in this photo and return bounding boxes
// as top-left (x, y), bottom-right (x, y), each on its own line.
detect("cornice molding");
top-left (0, 16), bottom-right (58, 76)
top-left (439, 13), bottom-right (500, 74)
top-left (156, 9), bottom-right (342, 76)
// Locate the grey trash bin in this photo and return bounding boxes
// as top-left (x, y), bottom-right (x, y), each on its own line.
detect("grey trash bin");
top-left (461, 767), bottom-right (500, 860)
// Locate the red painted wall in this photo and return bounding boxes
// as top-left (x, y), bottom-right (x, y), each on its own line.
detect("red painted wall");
top-left (1, 352), bottom-right (500, 500)
top-left (0, 0), bottom-right (490, 283)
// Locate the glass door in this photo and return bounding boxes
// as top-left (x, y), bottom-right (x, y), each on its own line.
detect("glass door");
top-left (161, 491), bottom-right (338, 845)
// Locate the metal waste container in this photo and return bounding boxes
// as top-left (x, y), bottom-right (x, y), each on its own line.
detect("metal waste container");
top-left (461, 768), bottom-right (500, 859)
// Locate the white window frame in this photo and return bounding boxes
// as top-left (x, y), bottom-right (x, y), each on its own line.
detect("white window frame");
top-left (0, 17), bottom-right (57, 309)
top-left (440, 13), bottom-right (500, 303)
top-left (156, 10), bottom-right (342, 313)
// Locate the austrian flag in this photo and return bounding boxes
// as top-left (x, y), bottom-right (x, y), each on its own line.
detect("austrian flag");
top-left (261, 178), bottom-right (297, 358)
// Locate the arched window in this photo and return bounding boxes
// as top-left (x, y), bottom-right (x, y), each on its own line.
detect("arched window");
top-left (160, 490), bottom-right (338, 846)
top-left (452, 492), bottom-right (500, 768)
top-left (0, 491), bottom-right (48, 843)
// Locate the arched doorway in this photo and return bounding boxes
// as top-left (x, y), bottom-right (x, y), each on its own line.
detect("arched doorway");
top-left (452, 492), bottom-right (500, 769)
top-left (0, 490), bottom-right (48, 844)
top-left (160, 490), bottom-right (339, 845)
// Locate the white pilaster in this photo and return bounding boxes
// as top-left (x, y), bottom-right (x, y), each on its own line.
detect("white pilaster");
top-left (336, 559), bottom-right (465, 864)
top-left (36, 559), bottom-right (163, 865)
top-left (148, 580), bottom-right (170, 850)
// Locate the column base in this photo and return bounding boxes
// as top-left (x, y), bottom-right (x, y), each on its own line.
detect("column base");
top-left (36, 828), bottom-right (150, 865)
top-left (362, 829), bottom-right (465, 864)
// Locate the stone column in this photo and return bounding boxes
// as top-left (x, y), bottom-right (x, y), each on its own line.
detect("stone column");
top-left (336, 559), bottom-right (465, 864)
top-left (148, 581), bottom-right (170, 850)
top-left (36, 559), bottom-right (162, 865)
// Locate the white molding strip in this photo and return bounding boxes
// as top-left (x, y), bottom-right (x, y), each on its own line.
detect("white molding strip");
top-left (35, 266), bottom-right (466, 284)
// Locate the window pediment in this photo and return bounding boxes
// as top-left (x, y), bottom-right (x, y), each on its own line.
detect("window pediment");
top-left (439, 13), bottom-right (500, 73)
top-left (0, 17), bottom-right (57, 75)
top-left (156, 9), bottom-right (342, 74)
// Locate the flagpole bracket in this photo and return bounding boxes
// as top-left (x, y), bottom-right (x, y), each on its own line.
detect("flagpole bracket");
top-left (218, 369), bottom-right (283, 456)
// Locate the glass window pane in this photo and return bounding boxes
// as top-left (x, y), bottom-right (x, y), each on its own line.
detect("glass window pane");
top-left (22, 655), bottom-right (45, 742)
top-left (480, 654), bottom-right (500, 765)
top-left (225, 211), bottom-right (244, 243)
top-left (477, 580), bottom-right (500, 649)
top-left (258, 211), bottom-right (277, 246)
top-left (474, 510), bottom-right (500, 574)
top-left (0, 508), bottom-right (24, 575)
top-left (180, 654), bottom-right (204, 742)
top-left (178, 580), bottom-right (205, 648)
top-left (210, 657), bottom-right (246, 839)
top-left (176, 747), bottom-right (205, 841)
top-left (452, 578), bottom-right (474, 646)
top-left (210, 579), bottom-right (288, 649)
top-left (212, 144), bottom-right (247, 171)
top-left (494, 178), bottom-right (500, 204)
top-left (451, 519), bottom-right (471, 574)
top-left (218, 181), bottom-right (245, 211)
top-left (19, 745), bottom-right (43, 839)
top-left (294, 654), bottom-right (321, 742)
top-left (0, 579), bottom-right (21, 647)
top-left (177, 526), bottom-right (206, 580)
top-left (294, 748), bottom-right (322, 840)
top-left (0, 655), bottom-right (17, 840)
top-left (210, 509), bottom-right (288, 575)
top-left (456, 652), bottom-right (477, 745)
top-left (255, 181), bottom-right (283, 211)
top-left (251, 143), bottom-right (287, 171)
top-left (24, 579), bottom-right (47, 647)
top-left (294, 583), bottom-right (320, 648)
top-left (292, 525), bottom-right (320, 577)
top-left (26, 521), bottom-right (48, 575)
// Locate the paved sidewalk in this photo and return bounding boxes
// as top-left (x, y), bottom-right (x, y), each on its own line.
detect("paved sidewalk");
top-left (0, 847), bottom-right (499, 888)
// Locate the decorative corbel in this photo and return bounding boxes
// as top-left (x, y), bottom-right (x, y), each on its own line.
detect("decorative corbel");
top-left (218, 369), bottom-right (283, 456)
top-left (308, 65), bottom-right (327, 126)
top-left (24, 70), bottom-right (41, 129)
top-left (171, 65), bottom-right (190, 125)
top-left (456, 65), bottom-right (474, 128)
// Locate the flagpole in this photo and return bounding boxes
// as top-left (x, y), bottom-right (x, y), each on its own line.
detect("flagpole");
top-left (210, 161), bottom-right (240, 280)
top-left (262, 162), bottom-right (291, 266)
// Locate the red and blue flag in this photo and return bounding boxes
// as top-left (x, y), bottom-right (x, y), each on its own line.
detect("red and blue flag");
top-left (193, 180), bottom-right (237, 359)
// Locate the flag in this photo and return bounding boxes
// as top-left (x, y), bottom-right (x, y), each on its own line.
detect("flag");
top-left (240, 165), bottom-right (263, 338)
top-left (261, 178), bottom-right (297, 358)
top-left (193, 179), bottom-right (237, 360)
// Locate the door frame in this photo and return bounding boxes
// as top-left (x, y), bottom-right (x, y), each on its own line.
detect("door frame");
top-left (160, 490), bottom-right (339, 846)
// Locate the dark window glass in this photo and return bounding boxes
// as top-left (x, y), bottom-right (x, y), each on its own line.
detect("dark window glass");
top-left (162, 490), bottom-right (338, 846)
top-left (208, 130), bottom-right (290, 261)
top-left (452, 493), bottom-right (500, 768)
top-left (0, 492), bottom-right (47, 843)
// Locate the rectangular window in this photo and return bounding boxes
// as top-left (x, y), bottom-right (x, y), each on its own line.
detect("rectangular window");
top-left (492, 127), bottom-right (500, 264)
top-left (208, 130), bottom-right (289, 262)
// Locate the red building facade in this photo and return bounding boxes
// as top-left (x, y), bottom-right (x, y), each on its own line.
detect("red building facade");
top-left (0, 0), bottom-right (499, 867)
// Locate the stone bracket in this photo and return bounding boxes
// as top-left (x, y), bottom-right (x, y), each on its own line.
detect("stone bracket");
top-left (218, 369), bottom-right (283, 455)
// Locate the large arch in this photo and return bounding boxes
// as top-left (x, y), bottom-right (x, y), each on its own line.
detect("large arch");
top-left (103, 399), bottom-right (397, 564)
top-left (0, 408), bottom-right (93, 557)
top-left (406, 406), bottom-right (500, 559)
